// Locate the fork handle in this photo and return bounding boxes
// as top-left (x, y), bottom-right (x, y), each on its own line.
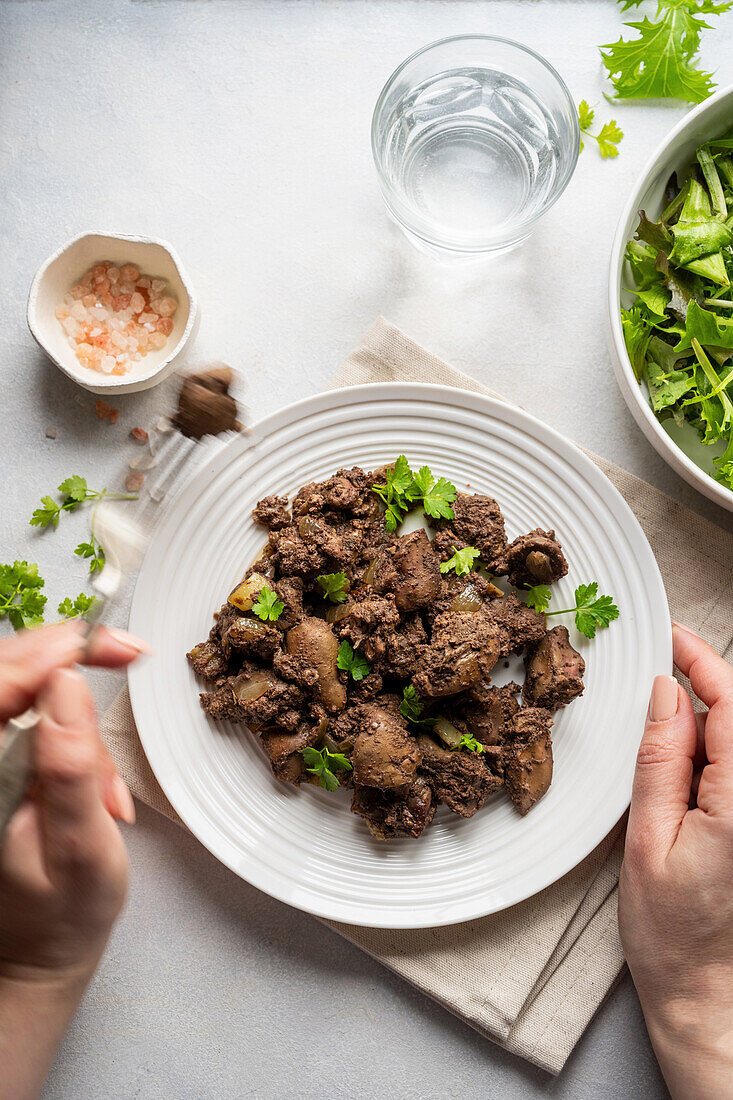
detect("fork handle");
top-left (0, 710), bottom-right (37, 839)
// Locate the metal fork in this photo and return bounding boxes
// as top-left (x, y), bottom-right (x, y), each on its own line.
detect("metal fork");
top-left (0, 422), bottom-right (243, 837)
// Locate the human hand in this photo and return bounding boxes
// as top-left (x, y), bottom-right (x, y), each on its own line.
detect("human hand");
top-left (0, 622), bottom-right (147, 1100)
top-left (619, 622), bottom-right (733, 1100)
top-left (0, 622), bottom-right (146, 982)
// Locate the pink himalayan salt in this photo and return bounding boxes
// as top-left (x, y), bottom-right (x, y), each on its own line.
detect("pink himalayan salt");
top-left (57, 261), bottom-right (177, 375)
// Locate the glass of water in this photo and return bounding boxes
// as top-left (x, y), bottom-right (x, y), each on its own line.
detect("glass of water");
top-left (372, 35), bottom-right (579, 258)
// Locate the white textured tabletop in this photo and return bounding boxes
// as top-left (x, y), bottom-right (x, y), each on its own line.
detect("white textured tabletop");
top-left (3, 1), bottom-right (732, 1097)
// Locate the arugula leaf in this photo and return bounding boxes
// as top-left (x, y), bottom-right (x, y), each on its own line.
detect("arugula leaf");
top-left (524, 583), bottom-right (552, 613)
top-left (456, 733), bottom-right (486, 754)
top-left (601, 3), bottom-right (730, 104)
top-left (0, 560), bottom-right (47, 630)
top-left (252, 585), bottom-right (284, 622)
top-left (676, 299), bottom-right (733, 352)
top-left (439, 545), bottom-right (480, 577)
top-left (58, 593), bottom-right (98, 620)
top-left (578, 101), bottom-right (623, 158)
top-left (336, 640), bottom-right (370, 681)
top-left (317, 572), bottom-right (349, 604)
top-left (301, 745), bottom-right (352, 791)
top-left (547, 582), bottom-right (620, 639)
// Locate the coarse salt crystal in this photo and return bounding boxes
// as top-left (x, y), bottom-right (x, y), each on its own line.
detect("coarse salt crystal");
top-left (130, 292), bottom-right (145, 313)
top-left (100, 355), bottom-right (116, 373)
top-left (151, 279), bottom-right (166, 294)
top-left (149, 331), bottom-right (167, 349)
top-left (70, 301), bottom-right (87, 322)
top-left (107, 266), bottom-right (120, 282)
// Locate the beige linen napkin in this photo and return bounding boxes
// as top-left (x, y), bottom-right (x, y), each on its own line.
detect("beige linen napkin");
top-left (102, 318), bottom-right (733, 1075)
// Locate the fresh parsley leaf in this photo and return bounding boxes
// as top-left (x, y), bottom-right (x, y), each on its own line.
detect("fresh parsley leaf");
top-left (524, 583), bottom-right (552, 613)
top-left (301, 745), bottom-right (353, 791)
top-left (547, 582), bottom-right (620, 639)
top-left (439, 545), bottom-right (480, 577)
top-left (30, 496), bottom-right (61, 529)
top-left (30, 477), bottom-right (137, 534)
top-left (74, 537), bottom-right (106, 575)
top-left (0, 560), bottom-right (47, 630)
top-left (252, 585), bottom-right (284, 622)
top-left (399, 684), bottom-right (436, 730)
top-left (372, 455), bottom-right (418, 531)
top-left (456, 733), bottom-right (485, 754)
top-left (400, 684), bottom-right (423, 723)
top-left (578, 99), bottom-right (595, 132)
top-left (416, 469), bottom-right (457, 520)
top-left (600, 2), bottom-right (730, 104)
top-left (58, 593), bottom-right (98, 620)
top-left (336, 640), bottom-right (370, 681)
top-left (317, 571), bottom-right (349, 604)
top-left (58, 475), bottom-right (88, 504)
top-left (578, 100), bottom-right (623, 158)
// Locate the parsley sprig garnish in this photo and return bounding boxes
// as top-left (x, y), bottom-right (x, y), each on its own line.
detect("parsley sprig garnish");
top-left (336, 640), bottom-right (370, 681)
top-left (456, 733), bottom-right (485, 754)
top-left (525, 582), bottom-right (620, 639)
top-left (0, 561), bottom-right (47, 630)
top-left (440, 545), bottom-right (480, 577)
top-left (252, 586), bottom-right (284, 622)
top-left (30, 476), bottom-right (136, 530)
top-left (58, 593), bottom-right (98, 620)
top-left (578, 100), bottom-right (623, 159)
top-left (317, 571), bottom-right (349, 604)
top-left (30, 476), bottom-right (137, 577)
top-left (399, 685), bottom-right (435, 730)
top-left (301, 745), bottom-right (353, 791)
top-left (371, 456), bottom-right (457, 532)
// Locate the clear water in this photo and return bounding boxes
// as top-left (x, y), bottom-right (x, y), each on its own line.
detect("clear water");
top-left (379, 68), bottom-right (564, 246)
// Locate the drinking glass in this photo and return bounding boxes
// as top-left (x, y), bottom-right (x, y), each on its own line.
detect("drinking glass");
top-left (371, 35), bottom-right (580, 258)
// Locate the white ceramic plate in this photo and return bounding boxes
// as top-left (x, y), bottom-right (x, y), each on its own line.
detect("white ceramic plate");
top-left (128, 383), bottom-right (671, 928)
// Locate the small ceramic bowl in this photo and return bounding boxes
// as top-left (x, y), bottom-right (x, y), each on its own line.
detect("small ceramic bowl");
top-left (27, 231), bottom-right (198, 395)
top-left (608, 83), bottom-right (733, 513)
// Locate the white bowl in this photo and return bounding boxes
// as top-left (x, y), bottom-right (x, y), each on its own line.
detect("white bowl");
top-left (609, 83), bottom-right (733, 512)
top-left (27, 231), bottom-right (198, 395)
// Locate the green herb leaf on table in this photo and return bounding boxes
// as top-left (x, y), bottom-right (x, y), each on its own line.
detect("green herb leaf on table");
top-left (58, 593), bottom-right (98, 620)
top-left (58, 475), bottom-right (89, 504)
top-left (546, 582), bottom-right (620, 639)
top-left (0, 560), bottom-right (47, 630)
top-left (439, 545), bottom-right (480, 577)
top-left (524, 583), bottom-right (552, 613)
top-left (456, 733), bottom-right (485, 754)
top-left (317, 572), bottom-right (349, 604)
top-left (252, 585), bottom-right (284, 622)
top-left (301, 745), bottom-right (352, 791)
top-left (578, 100), bottom-right (623, 158)
top-left (600, 2), bottom-right (731, 104)
top-left (337, 640), bottom-right (370, 681)
top-left (74, 538), bottom-right (106, 575)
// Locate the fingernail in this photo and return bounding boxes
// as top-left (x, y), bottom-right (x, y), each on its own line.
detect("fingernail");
top-left (649, 675), bottom-right (679, 723)
top-left (672, 621), bottom-right (703, 641)
top-left (47, 668), bottom-right (86, 726)
top-left (113, 774), bottom-right (136, 825)
top-left (106, 627), bottom-right (152, 656)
